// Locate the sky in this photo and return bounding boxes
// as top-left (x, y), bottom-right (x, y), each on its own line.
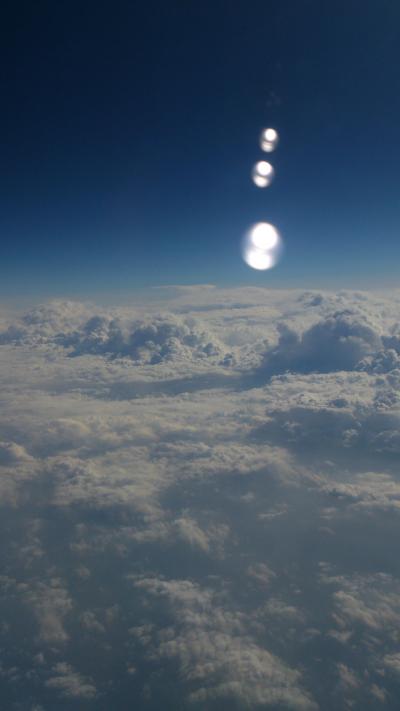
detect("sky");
top-left (2, 0), bottom-right (400, 296)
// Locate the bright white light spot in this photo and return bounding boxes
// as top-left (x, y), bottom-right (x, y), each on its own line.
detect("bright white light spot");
top-left (260, 127), bottom-right (279, 153)
top-left (251, 161), bottom-right (274, 188)
top-left (242, 222), bottom-right (282, 271)
top-left (257, 161), bottom-right (272, 176)
top-left (250, 222), bottom-right (279, 250)
top-left (264, 128), bottom-right (277, 142)
top-left (244, 248), bottom-right (275, 270)
top-left (253, 174), bottom-right (269, 187)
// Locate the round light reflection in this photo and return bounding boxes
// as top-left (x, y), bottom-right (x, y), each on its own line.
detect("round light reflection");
top-left (244, 248), bottom-right (275, 271)
top-left (251, 160), bottom-right (274, 188)
top-left (242, 222), bottom-right (282, 271)
top-left (260, 127), bottom-right (279, 153)
top-left (250, 222), bottom-right (279, 250)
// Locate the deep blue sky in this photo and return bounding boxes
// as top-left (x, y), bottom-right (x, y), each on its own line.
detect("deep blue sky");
top-left (2, 0), bottom-right (400, 296)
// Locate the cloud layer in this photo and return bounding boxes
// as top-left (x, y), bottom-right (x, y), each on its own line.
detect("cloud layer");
top-left (0, 286), bottom-right (400, 710)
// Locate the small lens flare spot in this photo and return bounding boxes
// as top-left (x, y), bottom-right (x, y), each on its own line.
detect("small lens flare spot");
top-left (251, 161), bottom-right (274, 188)
top-left (260, 127), bottom-right (279, 153)
top-left (242, 222), bottom-right (282, 271)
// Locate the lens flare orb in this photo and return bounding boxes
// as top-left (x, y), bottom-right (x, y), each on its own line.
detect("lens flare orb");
top-left (251, 160), bottom-right (274, 188)
top-left (260, 127), bottom-right (279, 153)
top-left (242, 222), bottom-right (282, 271)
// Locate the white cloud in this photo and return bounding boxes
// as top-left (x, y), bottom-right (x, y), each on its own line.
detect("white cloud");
top-left (382, 652), bottom-right (400, 676)
top-left (261, 309), bottom-right (382, 375)
top-left (336, 662), bottom-right (360, 692)
top-left (321, 571), bottom-right (400, 641)
top-left (24, 579), bottom-right (72, 643)
top-left (45, 662), bottom-right (96, 699)
top-left (322, 472), bottom-right (400, 514)
top-left (130, 576), bottom-right (317, 710)
top-left (1, 288), bottom-right (400, 708)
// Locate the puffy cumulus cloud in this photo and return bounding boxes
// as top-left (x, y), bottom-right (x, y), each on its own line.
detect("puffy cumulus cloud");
top-left (79, 610), bottom-right (106, 634)
top-left (1, 288), bottom-right (400, 709)
top-left (261, 309), bottom-right (382, 376)
top-left (383, 323), bottom-right (400, 353)
top-left (0, 574), bottom-right (72, 649)
top-left (0, 300), bottom-right (91, 346)
top-left (322, 472), bottom-right (400, 515)
top-left (45, 662), bottom-right (96, 699)
top-left (253, 369), bottom-right (400, 466)
top-left (0, 302), bottom-right (227, 366)
top-left (0, 441), bottom-right (32, 464)
top-left (63, 314), bottom-right (225, 364)
top-left (49, 449), bottom-right (167, 515)
top-left (158, 440), bottom-right (303, 484)
top-left (173, 516), bottom-right (229, 555)
top-left (359, 347), bottom-right (400, 374)
top-left (382, 653), bottom-right (400, 677)
top-left (312, 569), bottom-right (400, 706)
top-left (0, 440), bottom-right (37, 506)
top-left (260, 597), bottom-right (305, 624)
top-left (23, 578), bottom-right (73, 643)
top-left (129, 576), bottom-right (316, 710)
top-left (336, 663), bottom-right (360, 693)
top-left (2, 289), bottom-right (398, 373)
top-left (321, 571), bottom-right (400, 641)
top-left (370, 684), bottom-right (387, 703)
top-left (0, 457), bottom-right (39, 507)
top-left (246, 562), bottom-right (276, 587)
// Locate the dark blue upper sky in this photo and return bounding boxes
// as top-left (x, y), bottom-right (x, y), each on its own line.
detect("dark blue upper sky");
top-left (2, 0), bottom-right (400, 296)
